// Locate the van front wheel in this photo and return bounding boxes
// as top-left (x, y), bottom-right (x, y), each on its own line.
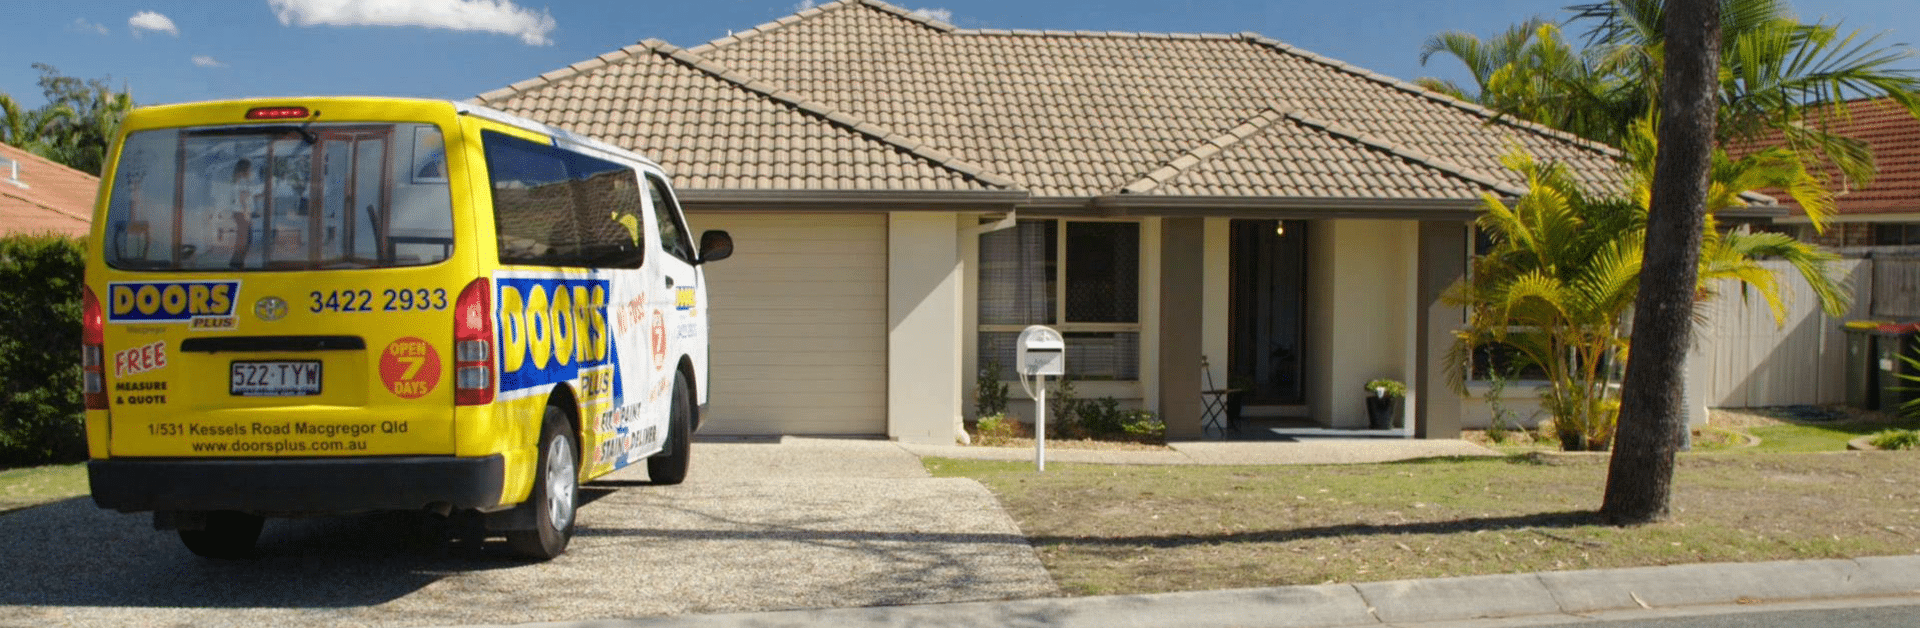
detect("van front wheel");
top-left (506, 406), bottom-right (578, 560)
top-left (647, 372), bottom-right (692, 485)
top-left (178, 511), bottom-right (264, 559)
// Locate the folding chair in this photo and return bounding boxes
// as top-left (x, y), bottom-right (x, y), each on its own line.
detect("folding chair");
top-left (1200, 355), bottom-right (1238, 438)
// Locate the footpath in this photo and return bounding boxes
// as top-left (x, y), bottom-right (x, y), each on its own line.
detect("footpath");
top-left (477, 555), bottom-right (1920, 628)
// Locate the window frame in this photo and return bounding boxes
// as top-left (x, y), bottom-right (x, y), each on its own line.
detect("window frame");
top-left (977, 218), bottom-right (1144, 381)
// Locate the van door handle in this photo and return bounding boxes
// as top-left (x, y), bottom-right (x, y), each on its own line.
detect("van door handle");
top-left (665, 276), bottom-right (675, 288)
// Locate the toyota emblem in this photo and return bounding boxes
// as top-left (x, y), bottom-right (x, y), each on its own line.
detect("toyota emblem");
top-left (254, 296), bottom-right (288, 322)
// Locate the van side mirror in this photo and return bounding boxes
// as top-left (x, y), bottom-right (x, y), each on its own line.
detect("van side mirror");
top-left (698, 230), bottom-right (733, 264)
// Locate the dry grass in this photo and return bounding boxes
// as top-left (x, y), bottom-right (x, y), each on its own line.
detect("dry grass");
top-left (0, 463), bottom-right (87, 514)
top-left (927, 452), bottom-right (1920, 596)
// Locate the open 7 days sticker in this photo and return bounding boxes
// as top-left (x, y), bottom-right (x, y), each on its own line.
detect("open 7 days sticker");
top-left (379, 337), bottom-right (442, 399)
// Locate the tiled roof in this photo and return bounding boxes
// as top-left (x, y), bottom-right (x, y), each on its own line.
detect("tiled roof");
top-left (0, 143), bottom-right (96, 238)
top-left (474, 40), bottom-right (1010, 193)
top-left (1748, 97), bottom-right (1920, 217)
top-left (477, 0), bottom-right (1624, 203)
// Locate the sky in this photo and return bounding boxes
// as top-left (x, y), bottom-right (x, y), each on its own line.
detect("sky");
top-left (1, 0), bottom-right (1916, 112)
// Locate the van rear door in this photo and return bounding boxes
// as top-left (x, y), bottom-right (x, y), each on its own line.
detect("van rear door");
top-left (96, 118), bottom-right (471, 458)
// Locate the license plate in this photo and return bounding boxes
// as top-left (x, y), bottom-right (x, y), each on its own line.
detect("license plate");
top-left (230, 361), bottom-right (323, 396)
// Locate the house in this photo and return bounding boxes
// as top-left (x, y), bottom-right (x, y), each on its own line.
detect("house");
top-left (1746, 97), bottom-right (1920, 251)
top-left (472, 0), bottom-right (1628, 443)
top-left (0, 142), bottom-right (96, 238)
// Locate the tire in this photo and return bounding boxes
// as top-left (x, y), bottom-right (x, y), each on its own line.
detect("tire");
top-left (506, 405), bottom-right (579, 560)
top-left (647, 372), bottom-right (693, 485)
top-left (178, 511), bottom-right (264, 559)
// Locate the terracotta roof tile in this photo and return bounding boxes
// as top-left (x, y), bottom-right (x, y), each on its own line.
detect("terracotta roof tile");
top-left (0, 143), bottom-right (97, 238)
top-left (1741, 97), bottom-right (1920, 217)
top-left (482, 0), bottom-right (1623, 202)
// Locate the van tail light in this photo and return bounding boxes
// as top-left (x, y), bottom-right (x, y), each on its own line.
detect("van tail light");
top-left (454, 278), bottom-right (495, 406)
top-left (82, 286), bottom-right (108, 410)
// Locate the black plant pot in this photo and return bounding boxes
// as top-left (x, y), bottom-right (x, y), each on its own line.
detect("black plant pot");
top-left (1225, 391), bottom-right (1245, 426)
top-left (1365, 396), bottom-right (1394, 430)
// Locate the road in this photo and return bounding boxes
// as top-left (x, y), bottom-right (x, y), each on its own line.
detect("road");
top-left (1418, 598), bottom-right (1920, 628)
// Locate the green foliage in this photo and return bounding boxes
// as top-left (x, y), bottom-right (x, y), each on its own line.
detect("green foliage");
top-left (1066, 395), bottom-right (1164, 443)
top-left (0, 63), bottom-right (135, 175)
top-left (1364, 378), bottom-right (1406, 398)
top-left (0, 235), bottom-right (87, 467)
top-left (1446, 147), bottom-right (1844, 451)
top-left (974, 360), bottom-right (1010, 418)
top-left (1047, 377), bottom-right (1082, 434)
top-left (972, 414), bottom-right (1022, 446)
top-left (1868, 429), bottom-right (1920, 451)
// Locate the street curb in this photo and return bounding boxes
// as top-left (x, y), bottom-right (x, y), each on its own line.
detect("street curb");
top-left (476, 555), bottom-right (1920, 628)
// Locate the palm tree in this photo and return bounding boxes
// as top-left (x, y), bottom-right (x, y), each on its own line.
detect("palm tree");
top-left (1448, 142), bottom-right (1847, 451)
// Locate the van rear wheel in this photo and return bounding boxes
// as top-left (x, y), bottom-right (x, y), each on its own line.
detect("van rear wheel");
top-left (647, 372), bottom-right (692, 485)
top-left (506, 406), bottom-right (578, 560)
top-left (178, 511), bottom-right (264, 559)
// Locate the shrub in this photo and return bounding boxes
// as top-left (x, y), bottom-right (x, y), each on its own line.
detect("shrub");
top-left (0, 234), bottom-right (88, 467)
top-left (1870, 429), bottom-right (1920, 451)
top-left (973, 414), bottom-right (1022, 446)
top-left (1119, 410), bottom-right (1165, 442)
top-left (975, 360), bottom-right (1010, 418)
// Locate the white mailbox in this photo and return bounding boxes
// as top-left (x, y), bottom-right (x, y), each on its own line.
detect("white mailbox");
top-left (1016, 325), bottom-right (1066, 377)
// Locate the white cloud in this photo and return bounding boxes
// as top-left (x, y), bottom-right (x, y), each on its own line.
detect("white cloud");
top-left (909, 7), bottom-right (952, 23)
top-left (267, 0), bottom-right (558, 46)
top-left (129, 11), bottom-right (180, 37)
top-left (192, 55), bottom-right (227, 68)
top-left (70, 18), bottom-right (110, 35)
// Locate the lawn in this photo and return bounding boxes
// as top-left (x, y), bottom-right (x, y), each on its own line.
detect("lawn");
top-left (0, 463), bottom-right (87, 514)
top-left (926, 452), bottom-right (1920, 596)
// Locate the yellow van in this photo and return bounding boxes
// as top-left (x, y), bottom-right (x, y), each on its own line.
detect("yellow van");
top-left (82, 97), bottom-right (731, 559)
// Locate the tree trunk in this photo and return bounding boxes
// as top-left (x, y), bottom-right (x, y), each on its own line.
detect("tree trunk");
top-left (1601, 0), bottom-right (1720, 525)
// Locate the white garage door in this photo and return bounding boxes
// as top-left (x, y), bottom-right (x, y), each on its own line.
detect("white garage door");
top-left (687, 213), bottom-right (887, 435)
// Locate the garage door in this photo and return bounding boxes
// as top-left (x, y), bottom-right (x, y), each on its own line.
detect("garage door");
top-left (686, 213), bottom-right (887, 435)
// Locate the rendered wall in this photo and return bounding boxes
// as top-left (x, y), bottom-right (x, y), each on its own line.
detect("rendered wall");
top-left (888, 212), bottom-right (965, 444)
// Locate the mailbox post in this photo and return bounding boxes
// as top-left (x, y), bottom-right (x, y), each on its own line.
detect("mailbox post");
top-left (1016, 325), bottom-right (1065, 471)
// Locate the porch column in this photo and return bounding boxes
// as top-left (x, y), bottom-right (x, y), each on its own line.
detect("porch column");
top-left (1159, 217), bottom-right (1205, 439)
top-left (1415, 220), bottom-right (1467, 438)
top-left (888, 212), bottom-right (965, 444)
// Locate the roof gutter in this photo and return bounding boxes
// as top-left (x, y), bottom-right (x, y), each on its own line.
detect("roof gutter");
top-left (678, 189), bottom-right (1030, 213)
top-left (1077, 195), bottom-right (1489, 220)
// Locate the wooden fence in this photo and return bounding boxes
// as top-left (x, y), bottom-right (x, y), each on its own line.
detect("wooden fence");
top-left (1696, 259), bottom-right (1871, 408)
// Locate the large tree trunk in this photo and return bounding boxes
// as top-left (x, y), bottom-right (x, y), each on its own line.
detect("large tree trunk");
top-left (1601, 0), bottom-right (1721, 525)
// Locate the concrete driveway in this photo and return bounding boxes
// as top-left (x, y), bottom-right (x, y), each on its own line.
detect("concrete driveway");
top-left (0, 438), bottom-right (1056, 627)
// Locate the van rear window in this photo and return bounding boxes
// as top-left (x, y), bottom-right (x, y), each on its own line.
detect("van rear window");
top-left (103, 123), bottom-right (455, 271)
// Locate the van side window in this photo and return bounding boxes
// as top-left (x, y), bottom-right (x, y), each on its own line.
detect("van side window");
top-left (482, 130), bottom-right (645, 268)
top-left (646, 174), bottom-right (696, 263)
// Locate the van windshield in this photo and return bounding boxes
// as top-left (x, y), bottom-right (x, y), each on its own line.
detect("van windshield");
top-left (103, 122), bottom-right (455, 271)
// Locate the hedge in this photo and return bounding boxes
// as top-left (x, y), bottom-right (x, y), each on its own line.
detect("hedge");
top-left (0, 234), bottom-right (87, 467)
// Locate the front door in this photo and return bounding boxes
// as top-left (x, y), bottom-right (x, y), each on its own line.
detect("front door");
top-left (1228, 219), bottom-right (1307, 404)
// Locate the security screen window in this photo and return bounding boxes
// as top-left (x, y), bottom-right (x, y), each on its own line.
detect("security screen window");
top-left (978, 219), bottom-right (1141, 380)
top-left (103, 123), bottom-right (455, 270)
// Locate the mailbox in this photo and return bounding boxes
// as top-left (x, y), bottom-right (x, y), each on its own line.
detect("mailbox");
top-left (1016, 325), bottom-right (1065, 378)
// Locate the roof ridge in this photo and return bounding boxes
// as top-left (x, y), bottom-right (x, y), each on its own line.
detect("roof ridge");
top-left (1279, 106), bottom-right (1529, 197)
top-left (1235, 33), bottom-right (1623, 161)
top-left (1121, 107), bottom-right (1288, 194)
top-left (640, 41), bottom-right (1018, 190)
top-left (691, 0), bottom-right (957, 54)
top-left (1, 189), bottom-right (93, 226)
top-left (471, 39), bottom-right (663, 104)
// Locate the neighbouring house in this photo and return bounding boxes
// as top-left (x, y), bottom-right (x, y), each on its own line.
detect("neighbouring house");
top-left (0, 142), bottom-right (96, 238)
top-left (1748, 96), bottom-right (1920, 252)
top-left (473, 0), bottom-right (1640, 443)
top-left (1693, 96), bottom-right (1920, 410)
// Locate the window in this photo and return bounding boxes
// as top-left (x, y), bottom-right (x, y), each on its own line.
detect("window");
top-left (483, 131), bottom-right (644, 268)
top-left (1874, 223), bottom-right (1920, 246)
top-left (1467, 225), bottom-right (1549, 381)
top-left (978, 219), bottom-right (1141, 380)
top-left (103, 123), bottom-right (453, 270)
top-left (646, 174), bottom-right (695, 262)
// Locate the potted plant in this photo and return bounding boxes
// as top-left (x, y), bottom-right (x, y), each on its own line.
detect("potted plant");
top-left (1364, 378), bottom-right (1406, 429)
top-left (1226, 375), bottom-right (1255, 426)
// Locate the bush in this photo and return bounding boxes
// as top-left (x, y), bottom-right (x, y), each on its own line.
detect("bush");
top-left (973, 414), bottom-right (1023, 446)
top-left (1870, 429), bottom-right (1920, 451)
top-left (975, 360), bottom-right (1010, 418)
top-left (0, 234), bottom-right (88, 467)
